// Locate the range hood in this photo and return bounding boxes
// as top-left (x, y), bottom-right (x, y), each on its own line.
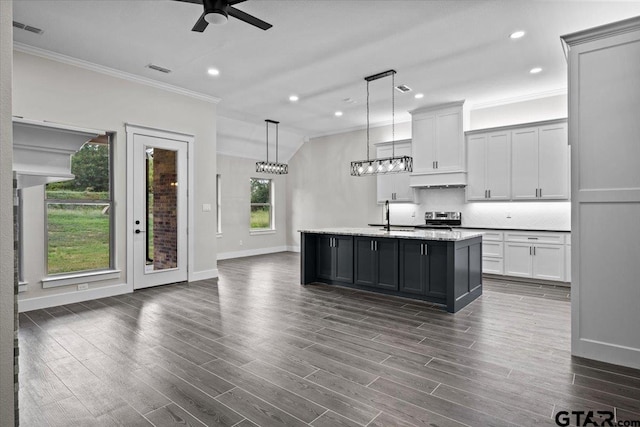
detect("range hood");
top-left (13, 117), bottom-right (104, 189)
top-left (409, 171), bottom-right (467, 188)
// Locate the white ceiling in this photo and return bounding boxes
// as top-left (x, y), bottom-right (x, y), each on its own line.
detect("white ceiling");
top-left (12, 0), bottom-right (640, 158)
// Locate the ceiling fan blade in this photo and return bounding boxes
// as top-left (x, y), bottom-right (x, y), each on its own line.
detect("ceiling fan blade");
top-left (191, 12), bottom-right (209, 32)
top-left (173, 0), bottom-right (203, 4)
top-left (228, 0), bottom-right (247, 4)
top-left (228, 6), bottom-right (272, 30)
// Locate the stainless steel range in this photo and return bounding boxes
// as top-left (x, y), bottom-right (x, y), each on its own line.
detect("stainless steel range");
top-left (414, 211), bottom-right (462, 231)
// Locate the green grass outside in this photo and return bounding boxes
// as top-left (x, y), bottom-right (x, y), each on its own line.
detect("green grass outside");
top-left (250, 207), bottom-right (271, 229)
top-left (47, 205), bottom-right (110, 274)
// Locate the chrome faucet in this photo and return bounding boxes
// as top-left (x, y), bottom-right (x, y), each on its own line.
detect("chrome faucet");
top-left (385, 200), bottom-right (390, 232)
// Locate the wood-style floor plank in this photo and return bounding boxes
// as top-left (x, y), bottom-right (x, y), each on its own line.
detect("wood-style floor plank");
top-left (18, 252), bottom-right (640, 426)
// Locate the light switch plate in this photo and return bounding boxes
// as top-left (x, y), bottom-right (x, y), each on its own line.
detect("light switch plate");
top-left (202, 203), bottom-right (212, 212)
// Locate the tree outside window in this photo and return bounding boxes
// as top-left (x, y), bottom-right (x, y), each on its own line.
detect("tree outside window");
top-left (250, 178), bottom-right (273, 230)
top-left (45, 139), bottom-right (112, 275)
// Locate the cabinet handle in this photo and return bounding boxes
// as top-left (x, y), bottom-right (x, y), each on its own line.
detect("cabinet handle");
top-left (530, 246), bottom-right (532, 255)
top-left (334, 238), bottom-right (338, 248)
top-left (527, 237), bottom-right (538, 240)
top-left (533, 246), bottom-right (536, 256)
top-left (484, 190), bottom-right (487, 198)
top-left (539, 188), bottom-right (542, 198)
top-left (370, 240), bottom-right (373, 251)
top-left (420, 244), bottom-right (423, 256)
top-left (488, 189), bottom-right (491, 198)
top-left (436, 161), bottom-right (438, 169)
top-left (375, 241), bottom-right (378, 251)
top-left (424, 244), bottom-right (428, 256)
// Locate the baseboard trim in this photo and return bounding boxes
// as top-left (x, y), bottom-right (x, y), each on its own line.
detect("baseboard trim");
top-left (483, 273), bottom-right (571, 288)
top-left (217, 246), bottom-right (288, 260)
top-left (18, 283), bottom-right (131, 313)
top-left (573, 338), bottom-right (640, 370)
top-left (287, 245), bottom-right (301, 253)
top-left (189, 269), bottom-right (218, 282)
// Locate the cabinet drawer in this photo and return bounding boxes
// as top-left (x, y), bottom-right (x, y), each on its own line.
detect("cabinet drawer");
top-left (481, 231), bottom-right (503, 242)
top-left (505, 232), bottom-right (564, 245)
top-left (482, 241), bottom-right (503, 258)
top-left (483, 257), bottom-right (504, 275)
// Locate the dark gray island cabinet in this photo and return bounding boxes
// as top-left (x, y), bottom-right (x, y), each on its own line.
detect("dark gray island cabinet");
top-left (300, 228), bottom-right (483, 313)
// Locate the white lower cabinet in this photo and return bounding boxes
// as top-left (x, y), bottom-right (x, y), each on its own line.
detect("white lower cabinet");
top-left (565, 242), bottom-right (571, 283)
top-left (504, 232), bottom-right (566, 281)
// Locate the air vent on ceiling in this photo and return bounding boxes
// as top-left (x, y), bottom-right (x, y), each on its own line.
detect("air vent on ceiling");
top-left (146, 64), bottom-right (172, 74)
top-left (395, 84), bottom-right (412, 93)
top-left (13, 21), bottom-right (44, 35)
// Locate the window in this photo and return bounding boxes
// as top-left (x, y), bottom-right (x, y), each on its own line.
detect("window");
top-left (216, 174), bottom-right (221, 234)
top-left (250, 178), bottom-right (273, 230)
top-left (45, 135), bottom-right (113, 275)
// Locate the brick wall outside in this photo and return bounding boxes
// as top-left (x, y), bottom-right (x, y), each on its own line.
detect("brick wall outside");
top-left (153, 149), bottom-right (178, 270)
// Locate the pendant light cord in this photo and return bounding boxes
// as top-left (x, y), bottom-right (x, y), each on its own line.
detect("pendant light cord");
top-left (366, 80), bottom-right (370, 161)
top-left (265, 120), bottom-right (269, 163)
top-left (392, 72), bottom-right (395, 158)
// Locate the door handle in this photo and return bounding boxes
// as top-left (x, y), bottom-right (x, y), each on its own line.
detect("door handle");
top-left (135, 229), bottom-right (143, 234)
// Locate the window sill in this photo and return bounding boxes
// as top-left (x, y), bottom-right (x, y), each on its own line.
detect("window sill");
top-left (250, 229), bottom-right (276, 236)
top-left (42, 269), bottom-right (121, 289)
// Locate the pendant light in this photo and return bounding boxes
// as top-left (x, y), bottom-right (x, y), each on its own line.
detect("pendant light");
top-left (256, 119), bottom-right (288, 174)
top-left (350, 69), bottom-right (413, 176)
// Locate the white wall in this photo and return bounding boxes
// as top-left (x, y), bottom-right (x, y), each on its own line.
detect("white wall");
top-left (0, 0), bottom-right (15, 422)
top-left (13, 51), bottom-right (218, 308)
top-left (217, 154), bottom-right (288, 258)
top-left (286, 122), bottom-right (411, 249)
top-left (469, 94), bottom-right (567, 130)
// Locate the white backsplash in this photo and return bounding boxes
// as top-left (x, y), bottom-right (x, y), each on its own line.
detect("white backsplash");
top-left (386, 188), bottom-right (571, 231)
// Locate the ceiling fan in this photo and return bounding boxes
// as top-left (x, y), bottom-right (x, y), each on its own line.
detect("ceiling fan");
top-left (174, 0), bottom-right (272, 32)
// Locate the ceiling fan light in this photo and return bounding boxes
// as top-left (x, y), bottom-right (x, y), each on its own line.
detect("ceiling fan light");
top-left (205, 10), bottom-right (228, 25)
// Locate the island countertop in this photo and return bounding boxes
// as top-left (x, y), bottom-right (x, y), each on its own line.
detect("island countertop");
top-left (298, 227), bottom-right (483, 242)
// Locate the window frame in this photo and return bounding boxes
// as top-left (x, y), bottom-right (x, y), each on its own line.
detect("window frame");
top-left (44, 134), bottom-right (115, 278)
top-left (249, 177), bottom-right (274, 232)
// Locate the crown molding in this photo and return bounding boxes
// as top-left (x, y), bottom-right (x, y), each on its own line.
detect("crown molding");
top-left (13, 42), bottom-right (221, 104)
top-left (469, 88), bottom-right (567, 110)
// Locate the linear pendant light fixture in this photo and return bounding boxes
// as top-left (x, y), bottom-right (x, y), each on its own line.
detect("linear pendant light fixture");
top-left (350, 69), bottom-right (413, 176)
top-left (256, 119), bottom-right (288, 174)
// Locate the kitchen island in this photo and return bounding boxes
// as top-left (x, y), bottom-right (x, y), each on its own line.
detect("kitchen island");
top-left (300, 228), bottom-right (483, 313)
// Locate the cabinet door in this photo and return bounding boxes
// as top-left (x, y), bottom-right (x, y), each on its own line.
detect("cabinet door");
top-left (316, 236), bottom-right (334, 281)
top-left (354, 237), bottom-right (376, 287)
top-left (399, 240), bottom-right (426, 294)
top-left (538, 123), bottom-right (569, 200)
top-left (485, 131), bottom-right (511, 200)
top-left (511, 128), bottom-right (539, 200)
top-left (392, 144), bottom-right (415, 202)
top-left (466, 134), bottom-right (487, 200)
top-left (376, 146), bottom-right (395, 203)
top-left (411, 114), bottom-right (436, 173)
top-left (532, 244), bottom-right (565, 281)
top-left (504, 243), bottom-right (533, 278)
top-left (435, 110), bottom-right (463, 171)
top-left (374, 239), bottom-right (399, 290)
top-left (483, 257), bottom-right (504, 275)
top-left (426, 243), bottom-right (448, 298)
top-left (334, 236), bottom-right (354, 283)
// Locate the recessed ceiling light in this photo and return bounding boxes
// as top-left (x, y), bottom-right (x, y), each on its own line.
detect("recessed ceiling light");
top-left (334, 111), bottom-right (343, 117)
top-left (510, 30), bottom-right (526, 39)
top-left (530, 67), bottom-right (542, 74)
top-left (289, 95), bottom-right (299, 102)
top-left (414, 93), bottom-right (424, 99)
top-left (207, 68), bottom-right (220, 76)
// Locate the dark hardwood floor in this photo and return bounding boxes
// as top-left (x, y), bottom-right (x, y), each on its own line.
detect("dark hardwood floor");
top-left (19, 252), bottom-right (640, 426)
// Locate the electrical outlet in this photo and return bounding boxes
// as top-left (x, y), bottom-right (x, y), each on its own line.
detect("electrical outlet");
top-left (506, 212), bottom-right (512, 219)
top-left (77, 283), bottom-right (89, 291)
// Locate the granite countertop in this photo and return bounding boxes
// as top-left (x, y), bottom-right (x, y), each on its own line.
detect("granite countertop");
top-left (367, 224), bottom-right (571, 233)
top-left (299, 228), bottom-right (483, 242)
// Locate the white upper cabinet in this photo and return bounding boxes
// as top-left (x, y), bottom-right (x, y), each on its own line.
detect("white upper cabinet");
top-left (376, 141), bottom-right (415, 203)
top-left (409, 102), bottom-right (466, 187)
top-left (466, 131), bottom-right (511, 201)
top-left (512, 120), bottom-right (569, 200)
